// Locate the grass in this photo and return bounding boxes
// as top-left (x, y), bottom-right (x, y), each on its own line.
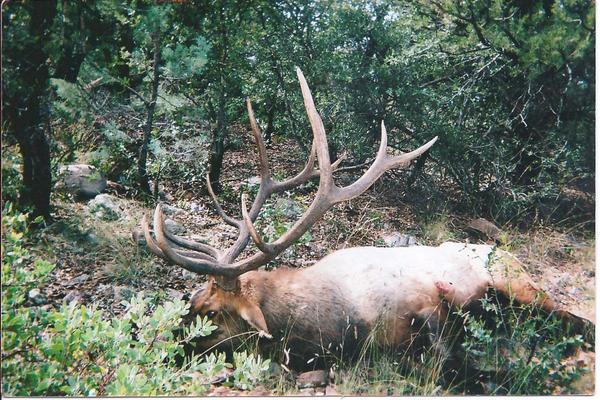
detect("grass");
top-left (37, 198), bottom-right (160, 286)
top-left (420, 212), bottom-right (456, 244)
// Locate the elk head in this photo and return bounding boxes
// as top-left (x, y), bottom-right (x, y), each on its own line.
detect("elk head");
top-left (141, 68), bottom-right (437, 352)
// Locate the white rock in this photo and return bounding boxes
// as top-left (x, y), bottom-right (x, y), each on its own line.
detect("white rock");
top-left (88, 194), bottom-right (122, 220)
top-left (190, 202), bottom-right (204, 213)
top-left (57, 164), bottom-right (107, 198)
top-left (381, 232), bottom-right (419, 247)
top-left (165, 218), bottom-right (186, 235)
top-left (28, 288), bottom-right (46, 305)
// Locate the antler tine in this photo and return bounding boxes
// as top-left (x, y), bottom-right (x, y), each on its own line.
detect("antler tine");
top-left (296, 67), bottom-right (333, 191)
top-left (241, 193), bottom-right (274, 254)
top-left (246, 99), bottom-right (271, 179)
top-left (336, 122), bottom-right (438, 201)
top-left (142, 214), bottom-right (218, 262)
top-left (142, 214), bottom-right (166, 259)
top-left (152, 205), bottom-right (238, 277)
top-left (206, 174), bottom-right (241, 228)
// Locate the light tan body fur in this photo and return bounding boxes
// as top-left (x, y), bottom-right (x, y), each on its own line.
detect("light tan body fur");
top-left (188, 243), bottom-right (592, 368)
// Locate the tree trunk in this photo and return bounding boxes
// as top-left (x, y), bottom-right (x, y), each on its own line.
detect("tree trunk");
top-left (208, 86), bottom-right (227, 192)
top-left (3, 2), bottom-right (57, 220)
top-left (207, 11), bottom-right (229, 193)
top-left (15, 127), bottom-right (52, 220)
top-left (138, 29), bottom-right (162, 194)
top-left (264, 101), bottom-right (275, 144)
top-left (405, 150), bottom-right (428, 190)
top-left (53, 0), bottom-right (86, 83)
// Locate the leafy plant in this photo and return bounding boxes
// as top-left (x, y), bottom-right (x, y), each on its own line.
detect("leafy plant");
top-left (1, 204), bottom-right (271, 396)
top-left (231, 351), bottom-right (271, 390)
top-left (254, 198), bottom-right (312, 266)
top-left (458, 294), bottom-right (585, 395)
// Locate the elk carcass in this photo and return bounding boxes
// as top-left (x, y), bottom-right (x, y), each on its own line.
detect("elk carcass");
top-left (140, 68), bottom-right (593, 374)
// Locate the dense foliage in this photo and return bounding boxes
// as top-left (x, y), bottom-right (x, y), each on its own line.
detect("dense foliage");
top-left (459, 293), bottom-right (584, 394)
top-left (2, 0), bottom-right (593, 225)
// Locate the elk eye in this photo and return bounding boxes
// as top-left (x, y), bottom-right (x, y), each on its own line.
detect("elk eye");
top-left (206, 310), bottom-right (217, 318)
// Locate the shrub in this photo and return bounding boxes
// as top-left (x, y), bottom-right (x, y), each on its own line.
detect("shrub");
top-left (459, 295), bottom-right (585, 395)
top-left (0, 149), bottom-right (24, 209)
top-left (1, 204), bottom-right (270, 395)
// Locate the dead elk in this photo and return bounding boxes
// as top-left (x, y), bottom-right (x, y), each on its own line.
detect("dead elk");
top-left (139, 68), bottom-right (593, 379)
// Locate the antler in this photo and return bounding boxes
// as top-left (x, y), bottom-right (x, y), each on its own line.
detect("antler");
top-left (141, 67), bottom-right (437, 286)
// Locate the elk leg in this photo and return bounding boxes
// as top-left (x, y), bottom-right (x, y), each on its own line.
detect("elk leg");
top-left (492, 278), bottom-right (595, 345)
top-left (417, 306), bottom-right (491, 394)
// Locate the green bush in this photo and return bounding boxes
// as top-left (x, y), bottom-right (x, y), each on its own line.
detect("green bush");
top-left (459, 295), bottom-right (585, 395)
top-left (0, 149), bottom-right (24, 209)
top-left (1, 204), bottom-right (270, 396)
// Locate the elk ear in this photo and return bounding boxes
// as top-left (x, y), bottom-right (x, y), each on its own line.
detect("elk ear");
top-left (238, 300), bottom-right (272, 339)
top-left (206, 277), bottom-right (217, 294)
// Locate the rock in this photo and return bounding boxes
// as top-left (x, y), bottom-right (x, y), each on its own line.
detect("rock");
top-left (88, 194), bottom-right (122, 221)
top-left (85, 232), bottom-right (99, 245)
top-left (381, 232), bottom-right (419, 247)
top-left (63, 289), bottom-right (84, 304)
top-left (57, 164), bottom-right (107, 198)
top-left (466, 218), bottom-right (503, 241)
top-left (162, 204), bottom-right (185, 216)
top-left (190, 202), bottom-right (204, 213)
top-left (28, 288), bottom-right (46, 305)
top-left (65, 273), bottom-right (89, 287)
top-left (275, 198), bottom-right (303, 219)
top-left (243, 176), bottom-right (261, 187)
top-left (165, 218), bottom-right (186, 235)
top-left (167, 288), bottom-right (185, 301)
top-left (296, 370), bottom-right (329, 389)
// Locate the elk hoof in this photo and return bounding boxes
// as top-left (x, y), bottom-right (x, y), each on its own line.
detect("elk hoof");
top-left (259, 330), bottom-right (273, 339)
